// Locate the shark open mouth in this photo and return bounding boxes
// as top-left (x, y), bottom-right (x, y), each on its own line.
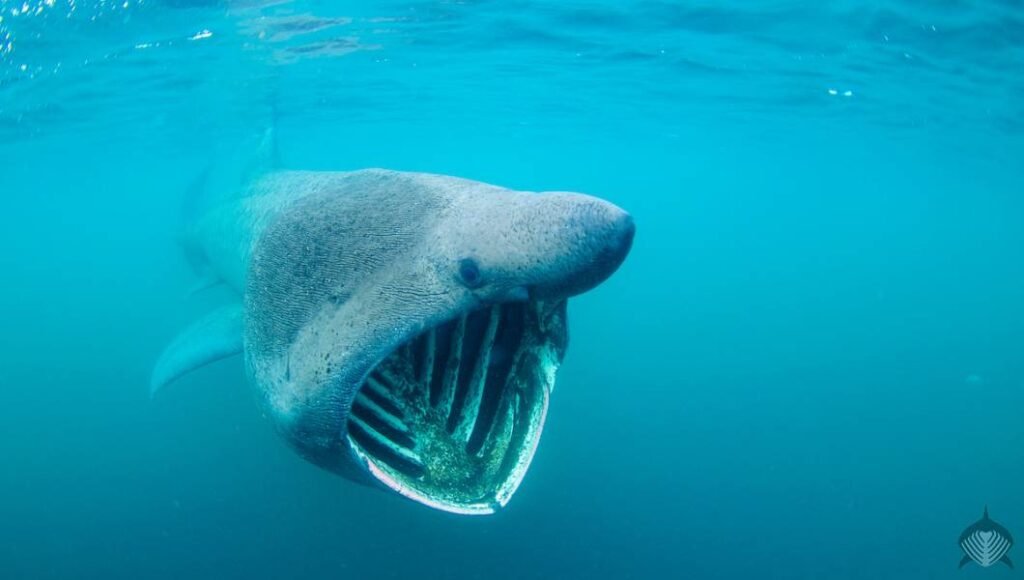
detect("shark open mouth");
top-left (345, 299), bottom-right (567, 514)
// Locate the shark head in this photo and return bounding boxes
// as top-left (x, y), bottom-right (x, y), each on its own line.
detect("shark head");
top-left (243, 169), bottom-right (633, 514)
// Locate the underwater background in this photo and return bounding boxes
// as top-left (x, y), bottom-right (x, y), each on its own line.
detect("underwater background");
top-left (1, 1), bottom-right (1022, 578)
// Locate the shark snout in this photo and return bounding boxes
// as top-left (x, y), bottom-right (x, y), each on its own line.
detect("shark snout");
top-left (603, 210), bottom-right (635, 266)
top-left (577, 202), bottom-right (634, 291)
top-left (528, 194), bottom-right (635, 300)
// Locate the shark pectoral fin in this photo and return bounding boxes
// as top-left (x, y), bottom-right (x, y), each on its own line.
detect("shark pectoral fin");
top-left (150, 304), bottom-right (244, 397)
top-left (1001, 555), bottom-right (1014, 569)
top-left (959, 555), bottom-right (972, 569)
top-left (183, 274), bottom-right (223, 299)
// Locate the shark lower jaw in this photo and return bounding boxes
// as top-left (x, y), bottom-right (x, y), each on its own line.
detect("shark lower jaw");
top-left (345, 299), bottom-right (567, 515)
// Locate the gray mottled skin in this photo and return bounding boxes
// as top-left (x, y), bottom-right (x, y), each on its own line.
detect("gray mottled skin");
top-left (183, 168), bottom-right (634, 484)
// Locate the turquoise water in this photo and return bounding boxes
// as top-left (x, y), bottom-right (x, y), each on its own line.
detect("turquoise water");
top-left (2, 1), bottom-right (1023, 578)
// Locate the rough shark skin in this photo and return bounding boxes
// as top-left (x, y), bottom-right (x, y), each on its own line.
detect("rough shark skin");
top-left (155, 167), bottom-right (634, 514)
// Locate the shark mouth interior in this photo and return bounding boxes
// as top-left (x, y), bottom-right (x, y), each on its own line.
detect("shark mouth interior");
top-left (346, 299), bottom-right (567, 515)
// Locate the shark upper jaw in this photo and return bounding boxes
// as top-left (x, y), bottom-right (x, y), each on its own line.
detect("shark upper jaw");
top-left (335, 202), bottom-right (633, 514)
top-left (344, 297), bottom-right (567, 515)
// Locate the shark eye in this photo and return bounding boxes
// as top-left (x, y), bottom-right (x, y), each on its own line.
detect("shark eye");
top-left (457, 258), bottom-right (484, 288)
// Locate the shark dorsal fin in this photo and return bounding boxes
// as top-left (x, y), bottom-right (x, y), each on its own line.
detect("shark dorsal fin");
top-left (241, 125), bottom-right (280, 184)
top-left (183, 120), bottom-right (281, 229)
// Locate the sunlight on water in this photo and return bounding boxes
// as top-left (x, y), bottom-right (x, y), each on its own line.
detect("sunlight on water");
top-left (1, 1), bottom-right (1022, 142)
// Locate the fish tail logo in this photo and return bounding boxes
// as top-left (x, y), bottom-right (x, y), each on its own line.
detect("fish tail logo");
top-left (959, 506), bottom-right (1014, 569)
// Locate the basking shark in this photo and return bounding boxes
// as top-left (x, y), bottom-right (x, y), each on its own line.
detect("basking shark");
top-left (151, 136), bottom-right (634, 514)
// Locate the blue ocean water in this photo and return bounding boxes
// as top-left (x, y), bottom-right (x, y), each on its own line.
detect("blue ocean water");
top-left (1, 1), bottom-right (1023, 578)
